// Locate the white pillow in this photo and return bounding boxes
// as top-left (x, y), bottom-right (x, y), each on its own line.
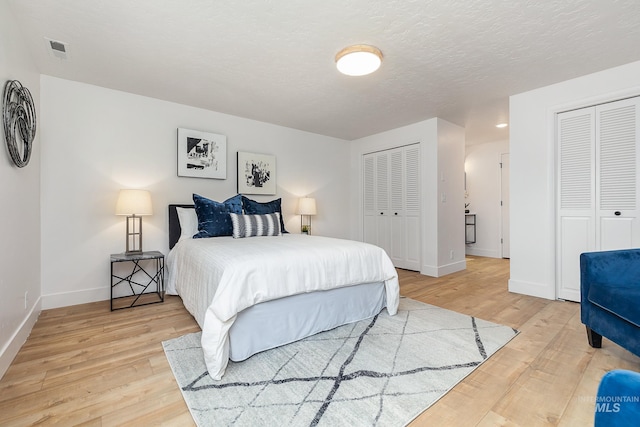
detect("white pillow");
top-left (176, 207), bottom-right (198, 241)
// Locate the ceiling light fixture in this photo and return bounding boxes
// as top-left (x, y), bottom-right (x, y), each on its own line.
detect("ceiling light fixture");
top-left (496, 123), bottom-right (508, 128)
top-left (335, 45), bottom-right (383, 76)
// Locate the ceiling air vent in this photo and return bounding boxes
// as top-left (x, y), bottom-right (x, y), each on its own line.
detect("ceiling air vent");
top-left (44, 37), bottom-right (69, 60)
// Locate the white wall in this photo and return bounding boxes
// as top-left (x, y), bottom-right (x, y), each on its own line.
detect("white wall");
top-left (349, 117), bottom-right (466, 277)
top-left (40, 76), bottom-right (350, 309)
top-left (464, 139), bottom-right (509, 258)
top-left (436, 120), bottom-right (466, 272)
top-left (0, 3), bottom-right (42, 378)
top-left (510, 60), bottom-right (640, 300)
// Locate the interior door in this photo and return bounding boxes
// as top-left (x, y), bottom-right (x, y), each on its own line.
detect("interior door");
top-left (375, 151), bottom-right (391, 256)
top-left (595, 97), bottom-right (640, 251)
top-left (363, 145), bottom-right (421, 270)
top-left (403, 144), bottom-right (421, 271)
top-left (556, 96), bottom-right (639, 302)
top-left (389, 148), bottom-right (406, 266)
top-left (363, 154), bottom-right (376, 245)
top-left (557, 107), bottom-right (596, 302)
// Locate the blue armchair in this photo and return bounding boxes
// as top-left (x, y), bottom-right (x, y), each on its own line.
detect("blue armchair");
top-left (580, 249), bottom-right (640, 357)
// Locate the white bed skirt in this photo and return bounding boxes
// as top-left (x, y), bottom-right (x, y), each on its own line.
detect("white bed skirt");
top-left (228, 281), bottom-right (386, 361)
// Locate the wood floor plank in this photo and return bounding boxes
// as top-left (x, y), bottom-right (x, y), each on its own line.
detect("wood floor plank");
top-left (489, 313), bottom-right (592, 426)
top-left (1, 256), bottom-right (639, 426)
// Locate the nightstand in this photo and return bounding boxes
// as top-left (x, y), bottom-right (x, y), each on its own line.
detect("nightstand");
top-left (110, 250), bottom-right (165, 311)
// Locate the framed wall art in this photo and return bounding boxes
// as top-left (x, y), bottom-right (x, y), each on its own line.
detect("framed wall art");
top-left (177, 128), bottom-right (227, 179)
top-left (237, 151), bottom-right (276, 195)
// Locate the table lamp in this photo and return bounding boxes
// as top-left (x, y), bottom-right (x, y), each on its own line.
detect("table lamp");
top-left (115, 189), bottom-right (153, 254)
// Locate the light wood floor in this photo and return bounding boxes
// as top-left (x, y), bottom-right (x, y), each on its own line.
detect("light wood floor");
top-left (1, 256), bottom-right (639, 426)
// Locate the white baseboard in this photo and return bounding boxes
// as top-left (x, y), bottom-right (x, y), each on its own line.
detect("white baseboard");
top-left (437, 260), bottom-right (466, 276)
top-left (42, 287), bottom-right (109, 310)
top-left (0, 297), bottom-right (41, 380)
top-left (421, 259), bottom-right (466, 277)
top-left (421, 264), bottom-right (438, 277)
top-left (465, 246), bottom-right (501, 258)
top-left (508, 278), bottom-right (556, 300)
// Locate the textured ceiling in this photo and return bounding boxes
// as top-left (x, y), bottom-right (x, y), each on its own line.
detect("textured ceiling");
top-left (6, 0), bottom-right (640, 143)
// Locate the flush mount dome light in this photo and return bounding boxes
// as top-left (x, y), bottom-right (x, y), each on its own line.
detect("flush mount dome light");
top-left (335, 45), bottom-right (383, 76)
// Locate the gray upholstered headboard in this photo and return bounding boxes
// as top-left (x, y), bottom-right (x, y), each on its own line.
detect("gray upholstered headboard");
top-left (168, 204), bottom-right (194, 249)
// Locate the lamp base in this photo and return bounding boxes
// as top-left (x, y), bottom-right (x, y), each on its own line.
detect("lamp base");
top-left (125, 215), bottom-right (144, 254)
top-left (300, 216), bottom-right (312, 235)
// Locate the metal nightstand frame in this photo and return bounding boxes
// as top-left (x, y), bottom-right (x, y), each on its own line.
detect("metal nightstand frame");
top-left (110, 251), bottom-right (165, 311)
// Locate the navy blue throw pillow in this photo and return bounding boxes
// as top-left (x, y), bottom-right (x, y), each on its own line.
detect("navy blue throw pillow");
top-left (193, 194), bottom-right (242, 238)
top-left (241, 196), bottom-right (288, 233)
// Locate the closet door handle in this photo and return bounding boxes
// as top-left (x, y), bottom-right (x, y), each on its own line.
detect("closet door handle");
top-left (380, 212), bottom-right (384, 215)
top-left (615, 211), bottom-right (621, 216)
top-left (394, 212), bottom-right (398, 215)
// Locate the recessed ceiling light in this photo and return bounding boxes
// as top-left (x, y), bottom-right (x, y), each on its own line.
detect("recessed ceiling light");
top-left (496, 123), bottom-right (508, 128)
top-left (335, 45), bottom-right (383, 77)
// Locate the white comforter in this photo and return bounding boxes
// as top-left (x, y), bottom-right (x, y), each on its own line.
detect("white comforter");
top-left (166, 234), bottom-right (399, 380)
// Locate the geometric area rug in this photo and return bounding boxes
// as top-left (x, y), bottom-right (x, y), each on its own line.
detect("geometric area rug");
top-left (163, 298), bottom-right (518, 427)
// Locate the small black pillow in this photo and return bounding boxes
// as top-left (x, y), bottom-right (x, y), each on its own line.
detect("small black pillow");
top-left (241, 196), bottom-right (288, 233)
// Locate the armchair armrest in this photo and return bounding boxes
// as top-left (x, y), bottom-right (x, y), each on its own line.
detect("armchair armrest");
top-left (580, 249), bottom-right (640, 299)
top-left (581, 248), bottom-right (640, 327)
top-left (580, 249), bottom-right (640, 356)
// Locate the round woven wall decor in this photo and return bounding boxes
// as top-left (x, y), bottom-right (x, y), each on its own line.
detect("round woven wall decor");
top-left (2, 80), bottom-right (36, 168)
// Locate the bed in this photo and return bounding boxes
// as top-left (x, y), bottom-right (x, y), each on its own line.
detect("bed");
top-left (166, 204), bottom-right (400, 380)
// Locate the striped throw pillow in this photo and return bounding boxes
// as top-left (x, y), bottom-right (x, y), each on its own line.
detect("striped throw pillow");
top-left (230, 212), bottom-right (282, 238)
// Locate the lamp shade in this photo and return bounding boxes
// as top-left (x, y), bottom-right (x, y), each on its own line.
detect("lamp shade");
top-left (115, 189), bottom-right (153, 216)
top-left (296, 197), bottom-right (317, 216)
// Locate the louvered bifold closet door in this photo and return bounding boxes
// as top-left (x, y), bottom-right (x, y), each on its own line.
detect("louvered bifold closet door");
top-left (403, 144), bottom-right (421, 271)
top-left (556, 96), bottom-right (640, 302)
top-left (362, 144), bottom-right (421, 271)
top-left (374, 152), bottom-right (392, 255)
top-left (363, 154), bottom-right (376, 245)
top-left (389, 148), bottom-right (405, 266)
top-left (557, 108), bottom-right (596, 302)
top-left (596, 97), bottom-right (640, 251)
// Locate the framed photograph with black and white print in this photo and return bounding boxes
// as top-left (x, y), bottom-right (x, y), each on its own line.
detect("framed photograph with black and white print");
top-left (177, 128), bottom-right (227, 179)
top-left (237, 151), bottom-right (276, 195)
